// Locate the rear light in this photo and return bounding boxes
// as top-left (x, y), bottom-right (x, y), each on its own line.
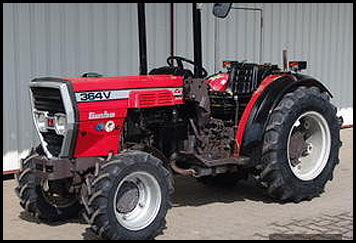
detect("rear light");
top-left (288, 61), bottom-right (307, 72)
top-left (223, 60), bottom-right (232, 68)
top-left (34, 111), bottom-right (48, 132)
top-left (54, 113), bottom-right (67, 135)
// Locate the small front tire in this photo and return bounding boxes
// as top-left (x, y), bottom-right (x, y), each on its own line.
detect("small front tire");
top-left (15, 147), bottom-right (82, 221)
top-left (83, 151), bottom-right (173, 240)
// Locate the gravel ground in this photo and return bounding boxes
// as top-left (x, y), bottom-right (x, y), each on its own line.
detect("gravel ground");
top-left (3, 128), bottom-right (353, 240)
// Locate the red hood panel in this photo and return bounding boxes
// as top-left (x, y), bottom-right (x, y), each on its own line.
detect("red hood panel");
top-left (68, 74), bottom-right (184, 158)
top-left (67, 75), bottom-right (183, 92)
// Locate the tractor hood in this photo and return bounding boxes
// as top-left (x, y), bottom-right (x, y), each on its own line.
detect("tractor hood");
top-left (30, 74), bottom-right (184, 122)
top-left (64, 74), bottom-right (185, 120)
top-left (67, 74), bottom-right (183, 92)
top-left (29, 74), bottom-right (184, 158)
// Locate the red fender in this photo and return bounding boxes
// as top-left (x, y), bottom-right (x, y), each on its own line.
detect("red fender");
top-left (235, 74), bottom-right (285, 155)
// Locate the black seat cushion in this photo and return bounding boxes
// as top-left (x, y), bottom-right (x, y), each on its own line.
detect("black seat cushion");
top-left (149, 66), bottom-right (193, 79)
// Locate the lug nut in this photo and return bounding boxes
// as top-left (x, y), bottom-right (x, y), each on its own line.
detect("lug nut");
top-left (307, 143), bottom-right (313, 152)
top-left (304, 120), bottom-right (310, 129)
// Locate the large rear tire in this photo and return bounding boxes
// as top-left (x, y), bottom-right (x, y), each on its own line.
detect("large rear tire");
top-left (258, 86), bottom-right (342, 202)
top-left (82, 151), bottom-right (173, 240)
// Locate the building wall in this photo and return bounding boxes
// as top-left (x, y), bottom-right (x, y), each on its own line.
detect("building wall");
top-left (3, 3), bottom-right (353, 172)
top-left (174, 3), bottom-right (353, 109)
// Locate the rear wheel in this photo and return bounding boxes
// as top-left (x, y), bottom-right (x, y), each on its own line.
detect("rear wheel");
top-left (258, 86), bottom-right (342, 202)
top-left (82, 151), bottom-right (173, 240)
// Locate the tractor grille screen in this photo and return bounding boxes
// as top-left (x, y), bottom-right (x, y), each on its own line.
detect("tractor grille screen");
top-left (31, 87), bottom-right (65, 157)
top-left (31, 87), bottom-right (65, 115)
top-left (41, 130), bottom-right (64, 157)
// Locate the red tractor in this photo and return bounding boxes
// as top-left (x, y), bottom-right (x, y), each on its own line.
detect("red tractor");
top-left (15, 3), bottom-right (342, 240)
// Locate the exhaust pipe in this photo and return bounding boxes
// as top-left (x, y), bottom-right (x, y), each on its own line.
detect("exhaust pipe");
top-left (283, 49), bottom-right (288, 71)
top-left (137, 3), bottom-right (148, 75)
top-left (192, 3), bottom-right (203, 78)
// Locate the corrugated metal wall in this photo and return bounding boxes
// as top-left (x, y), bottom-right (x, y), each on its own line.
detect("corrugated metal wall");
top-left (261, 3), bottom-right (353, 109)
top-left (174, 3), bottom-right (353, 109)
top-left (3, 3), bottom-right (171, 171)
top-left (3, 3), bottom-right (353, 171)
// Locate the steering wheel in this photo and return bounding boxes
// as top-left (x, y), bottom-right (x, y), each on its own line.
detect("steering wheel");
top-left (167, 56), bottom-right (208, 78)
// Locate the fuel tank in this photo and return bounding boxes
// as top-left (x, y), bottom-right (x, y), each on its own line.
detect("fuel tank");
top-left (206, 73), bottom-right (230, 91)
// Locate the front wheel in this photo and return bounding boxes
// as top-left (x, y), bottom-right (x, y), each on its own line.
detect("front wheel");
top-left (258, 86), bottom-right (342, 202)
top-left (15, 147), bottom-right (82, 221)
top-left (82, 151), bottom-right (173, 240)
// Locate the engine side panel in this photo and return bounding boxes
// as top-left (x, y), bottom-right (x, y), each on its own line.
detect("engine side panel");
top-left (73, 100), bottom-right (128, 157)
top-left (70, 75), bottom-right (184, 158)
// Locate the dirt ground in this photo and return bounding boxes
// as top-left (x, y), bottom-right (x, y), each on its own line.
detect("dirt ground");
top-left (3, 128), bottom-right (353, 240)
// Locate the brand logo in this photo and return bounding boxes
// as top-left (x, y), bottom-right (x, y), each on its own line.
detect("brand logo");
top-left (105, 120), bottom-right (116, 132)
top-left (174, 88), bottom-right (182, 94)
top-left (88, 111), bottom-right (115, 120)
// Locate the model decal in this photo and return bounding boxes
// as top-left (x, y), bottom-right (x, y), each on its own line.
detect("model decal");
top-left (76, 90), bottom-right (128, 102)
top-left (78, 91), bottom-right (112, 101)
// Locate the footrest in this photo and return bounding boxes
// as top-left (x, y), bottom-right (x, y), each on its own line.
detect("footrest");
top-left (197, 155), bottom-right (250, 167)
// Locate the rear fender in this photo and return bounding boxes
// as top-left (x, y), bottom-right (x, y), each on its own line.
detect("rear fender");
top-left (237, 74), bottom-right (333, 164)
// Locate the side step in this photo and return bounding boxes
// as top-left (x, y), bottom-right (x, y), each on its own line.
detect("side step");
top-left (197, 155), bottom-right (250, 167)
top-left (180, 151), bottom-right (250, 167)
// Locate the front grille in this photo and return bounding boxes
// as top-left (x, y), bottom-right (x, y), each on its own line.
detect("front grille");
top-left (31, 87), bottom-right (65, 115)
top-left (41, 130), bottom-right (64, 157)
top-left (31, 86), bottom-right (66, 157)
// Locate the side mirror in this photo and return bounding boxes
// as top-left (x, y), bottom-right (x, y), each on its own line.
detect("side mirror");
top-left (212, 3), bottom-right (232, 19)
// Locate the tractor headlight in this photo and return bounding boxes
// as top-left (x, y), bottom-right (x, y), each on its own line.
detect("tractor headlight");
top-left (54, 113), bottom-right (67, 135)
top-left (34, 111), bottom-right (48, 132)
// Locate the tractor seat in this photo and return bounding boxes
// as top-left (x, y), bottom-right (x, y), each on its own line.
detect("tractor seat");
top-left (230, 62), bottom-right (280, 95)
top-left (233, 64), bottom-right (259, 95)
top-left (149, 66), bottom-right (194, 79)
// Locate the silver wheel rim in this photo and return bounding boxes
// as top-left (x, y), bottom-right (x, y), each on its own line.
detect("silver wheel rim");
top-left (114, 171), bottom-right (162, 231)
top-left (287, 111), bottom-right (331, 181)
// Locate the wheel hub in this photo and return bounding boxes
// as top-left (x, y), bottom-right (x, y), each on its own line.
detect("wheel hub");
top-left (289, 130), bottom-right (309, 167)
top-left (287, 111), bottom-right (331, 181)
top-left (116, 182), bottom-right (140, 214)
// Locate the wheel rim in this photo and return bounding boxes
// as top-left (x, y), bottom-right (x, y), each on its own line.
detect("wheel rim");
top-left (287, 111), bottom-right (331, 181)
top-left (114, 171), bottom-right (162, 231)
